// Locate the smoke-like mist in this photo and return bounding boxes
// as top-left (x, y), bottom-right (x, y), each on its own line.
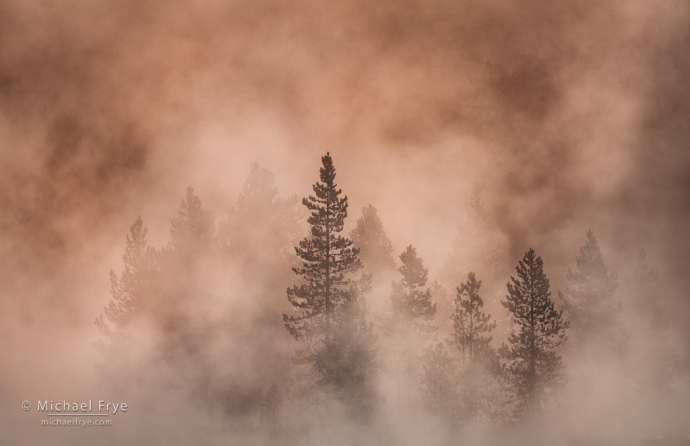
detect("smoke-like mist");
top-left (2, 0), bottom-right (690, 444)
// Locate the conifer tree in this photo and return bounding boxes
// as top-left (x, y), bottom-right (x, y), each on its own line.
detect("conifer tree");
top-left (156, 187), bottom-right (218, 396)
top-left (449, 272), bottom-right (501, 422)
top-left (431, 279), bottom-right (454, 335)
top-left (167, 187), bottom-right (216, 256)
top-left (468, 183), bottom-right (488, 233)
top-left (451, 272), bottom-right (496, 361)
top-left (381, 245), bottom-right (436, 410)
top-left (440, 182), bottom-right (501, 295)
top-left (420, 343), bottom-right (458, 423)
top-left (329, 283), bottom-right (378, 417)
top-left (283, 153), bottom-right (376, 416)
top-left (500, 248), bottom-right (569, 420)
top-left (559, 230), bottom-right (626, 356)
top-left (389, 245), bottom-right (437, 327)
top-left (219, 163), bottom-right (301, 261)
top-left (95, 216), bottom-right (159, 387)
top-left (625, 250), bottom-right (677, 392)
top-left (350, 204), bottom-right (395, 277)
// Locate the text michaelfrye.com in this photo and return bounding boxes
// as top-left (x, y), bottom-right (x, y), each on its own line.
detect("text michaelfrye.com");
top-left (41, 418), bottom-right (113, 428)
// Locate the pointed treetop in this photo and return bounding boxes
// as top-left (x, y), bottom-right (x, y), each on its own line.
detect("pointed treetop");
top-left (468, 182), bottom-right (488, 229)
top-left (570, 230), bottom-right (617, 285)
top-left (237, 163), bottom-right (279, 216)
top-left (350, 204), bottom-right (395, 273)
top-left (169, 187), bottom-right (215, 251)
top-left (319, 152), bottom-right (336, 185)
top-left (399, 245), bottom-right (429, 290)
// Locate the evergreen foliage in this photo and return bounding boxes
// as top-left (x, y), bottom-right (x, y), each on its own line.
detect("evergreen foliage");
top-left (420, 343), bottom-right (458, 423)
top-left (350, 204), bottom-right (395, 277)
top-left (283, 153), bottom-right (376, 417)
top-left (167, 187), bottom-right (215, 256)
top-left (389, 245), bottom-right (437, 327)
top-left (451, 272), bottom-right (496, 361)
top-left (380, 245), bottom-right (437, 411)
top-left (468, 183), bottom-right (488, 232)
top-left (219, 163), bottom-right (301, 261)
top-left (449, 272), bottom-right (501, 422)
top-left (500, 249), bottom-right (569, 420)
top-left (95, 216), bottom-right (158, 387)
top-left (559, 230), bottom-right (626, 356)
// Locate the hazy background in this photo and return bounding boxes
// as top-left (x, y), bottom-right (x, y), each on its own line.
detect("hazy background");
top-left (1, 0), bottom-right (690, 444)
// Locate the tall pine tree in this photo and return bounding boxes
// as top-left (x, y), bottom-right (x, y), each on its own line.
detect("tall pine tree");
top-left (420, 343), bottom-right (458, 424)
top-left (559, 230), bottom-right (627, 357)
top-left (283, 153), bottom-right (376, 417)
top-left (389, 245), bottom-right (437, 327)
top-left (217, 163), bottom-right (303, 394)
top-left (449, 272), bottom-right (501, 423)
top-left (350, 204), bottom-right (395, 279)
top-left (95, 216), bottom-right (159, 388)
top-left (219, 163), bottom-right (301, 263)
top-left (500, 248), bottom-right (569, 420)
top-left (155, 187), bottom-right (220, 400)
top-left (381, 245), bottom-right (436, 411)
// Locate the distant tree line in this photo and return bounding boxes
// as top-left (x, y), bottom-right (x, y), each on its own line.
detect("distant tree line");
top-left (96, 152), bottom-right (677, 432)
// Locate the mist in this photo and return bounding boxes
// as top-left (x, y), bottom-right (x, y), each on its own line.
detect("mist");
top-left (1, 0), bottom-right (690, 444)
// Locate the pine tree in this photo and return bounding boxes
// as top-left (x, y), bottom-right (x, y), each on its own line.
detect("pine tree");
top-left (389, 245), bottom-right (437, 327)
top-left (219, 163), bottom-right (301, 262)
top-left (559, 230), bottom-right (626, 357)
top-left (468, 183), bottom-right (488, 233)
top-left (216, 164), bottom-right (303, 400)
top-left (500, 248), bottom-right (569, 420)
top-left (449, 272), bottom-right (500, 423)
top-left (285, 372), bottom-right (315, 420)
top-left (283, 153), bottom-right (376, 416)
top-left (625, 250), bottom-right (677, 392)
top-left (381, 245), bottom-right (436, 411)
top-left (420, 343), bottom-right (458, 423)
top-left (155, 187), bottom-right (218, 398)
top-left (431, 279), bottom-right (454, 335)
top-left (451, 272), bottom-right (496, 361)
top-left (167, 187), bottom-right (216, 257)
top-left (440, 182), bottom-right (501, 295)
top-left (350, 204), bottom-right (395, 278)
top-left (95, 216), bottom-right (158, 387)
top-left (329, 283), bottom-right (378, 418)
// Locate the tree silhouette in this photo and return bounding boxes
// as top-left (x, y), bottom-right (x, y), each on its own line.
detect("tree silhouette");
top-left (380, 245), bottom-right (436, 411)
top-left (500, 248), bottom-right (569, 420)
top-left (389, 245), bottom-right (436, 327)
top-left (449, 272), bottom-right (501, 422)
top-left (420, 343), bottom-right (458, 423)
top-left (219, 163), bottom-right (301, 262)
top-left (154, 187), bottom-right (221, 402)
top-left (559, 230), bottom-right (626, 357)
top-left (95, 216), bottom-right (158, 388)
top-left (283, 153), bottom-right (376, 417)
top-left (167, 187), bottom-right (215, 256)
top-left (350, 204), bottom-right (395, 278)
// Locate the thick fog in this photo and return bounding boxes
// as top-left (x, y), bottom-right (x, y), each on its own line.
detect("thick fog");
top-left (1, 0), bottom-right (690, 444)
